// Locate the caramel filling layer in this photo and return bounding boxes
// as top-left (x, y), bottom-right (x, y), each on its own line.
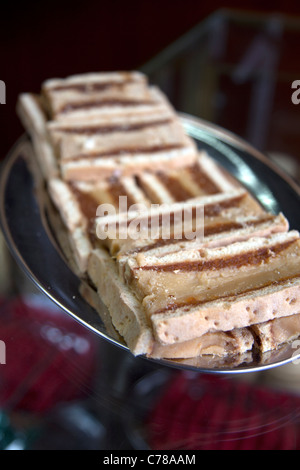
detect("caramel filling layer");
top-left (136, 240), bottom-right (296, 273)
top-left (154, 274), bottom-right (300, 315)
top-left (49, 119), bottom-right (172, 135)
top-left (70, 184), bottom-right (99, 222)
top-left (59, 98), bottom-right (156, 114)
top-left (64, 144), bottom-right (185, 162)
top-left (111, 194), bottom-right (248, 232)
top-left (46, 78), bottom-right (140, 93)
top-left (129, 215), bottom-right (275, 254)
top-left (71, 179), bottom-right (136, 220)
top-left (188, 162), bottom-right (220, 195)
top-left (156, 172), bottom-right (196, 201)
top-left (203, 194), bottom-right (251, 216)
top-left (106, 179), bottom-right (136, 208)
top-left (125, 240), bottom-right (300, 315)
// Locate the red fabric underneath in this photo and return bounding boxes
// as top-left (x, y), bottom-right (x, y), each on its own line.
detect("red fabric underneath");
top-left (146, 372), bottom-right (300, 450)
top-left (0, 297), bottom-right (98, 414)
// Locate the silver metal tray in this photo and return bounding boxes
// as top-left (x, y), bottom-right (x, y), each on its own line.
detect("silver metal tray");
top-left (1, 114), bottom-right (300, 374)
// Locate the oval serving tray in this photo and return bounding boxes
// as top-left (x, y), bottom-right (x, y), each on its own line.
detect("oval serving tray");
top-left (1, 114), bottom-right (300, 374)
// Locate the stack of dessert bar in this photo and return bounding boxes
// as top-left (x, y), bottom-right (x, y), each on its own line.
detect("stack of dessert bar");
top-left (17, 71), bottom-right (300, 360)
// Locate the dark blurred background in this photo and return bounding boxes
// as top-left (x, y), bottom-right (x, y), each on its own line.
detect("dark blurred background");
top-left (1, 0), bottom-right (300, 172)
top-left (1, 1), bottom-right (300, 450)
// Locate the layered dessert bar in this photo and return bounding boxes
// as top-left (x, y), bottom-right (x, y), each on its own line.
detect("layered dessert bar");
top-left (17, 71), bottom-right (300, 361)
